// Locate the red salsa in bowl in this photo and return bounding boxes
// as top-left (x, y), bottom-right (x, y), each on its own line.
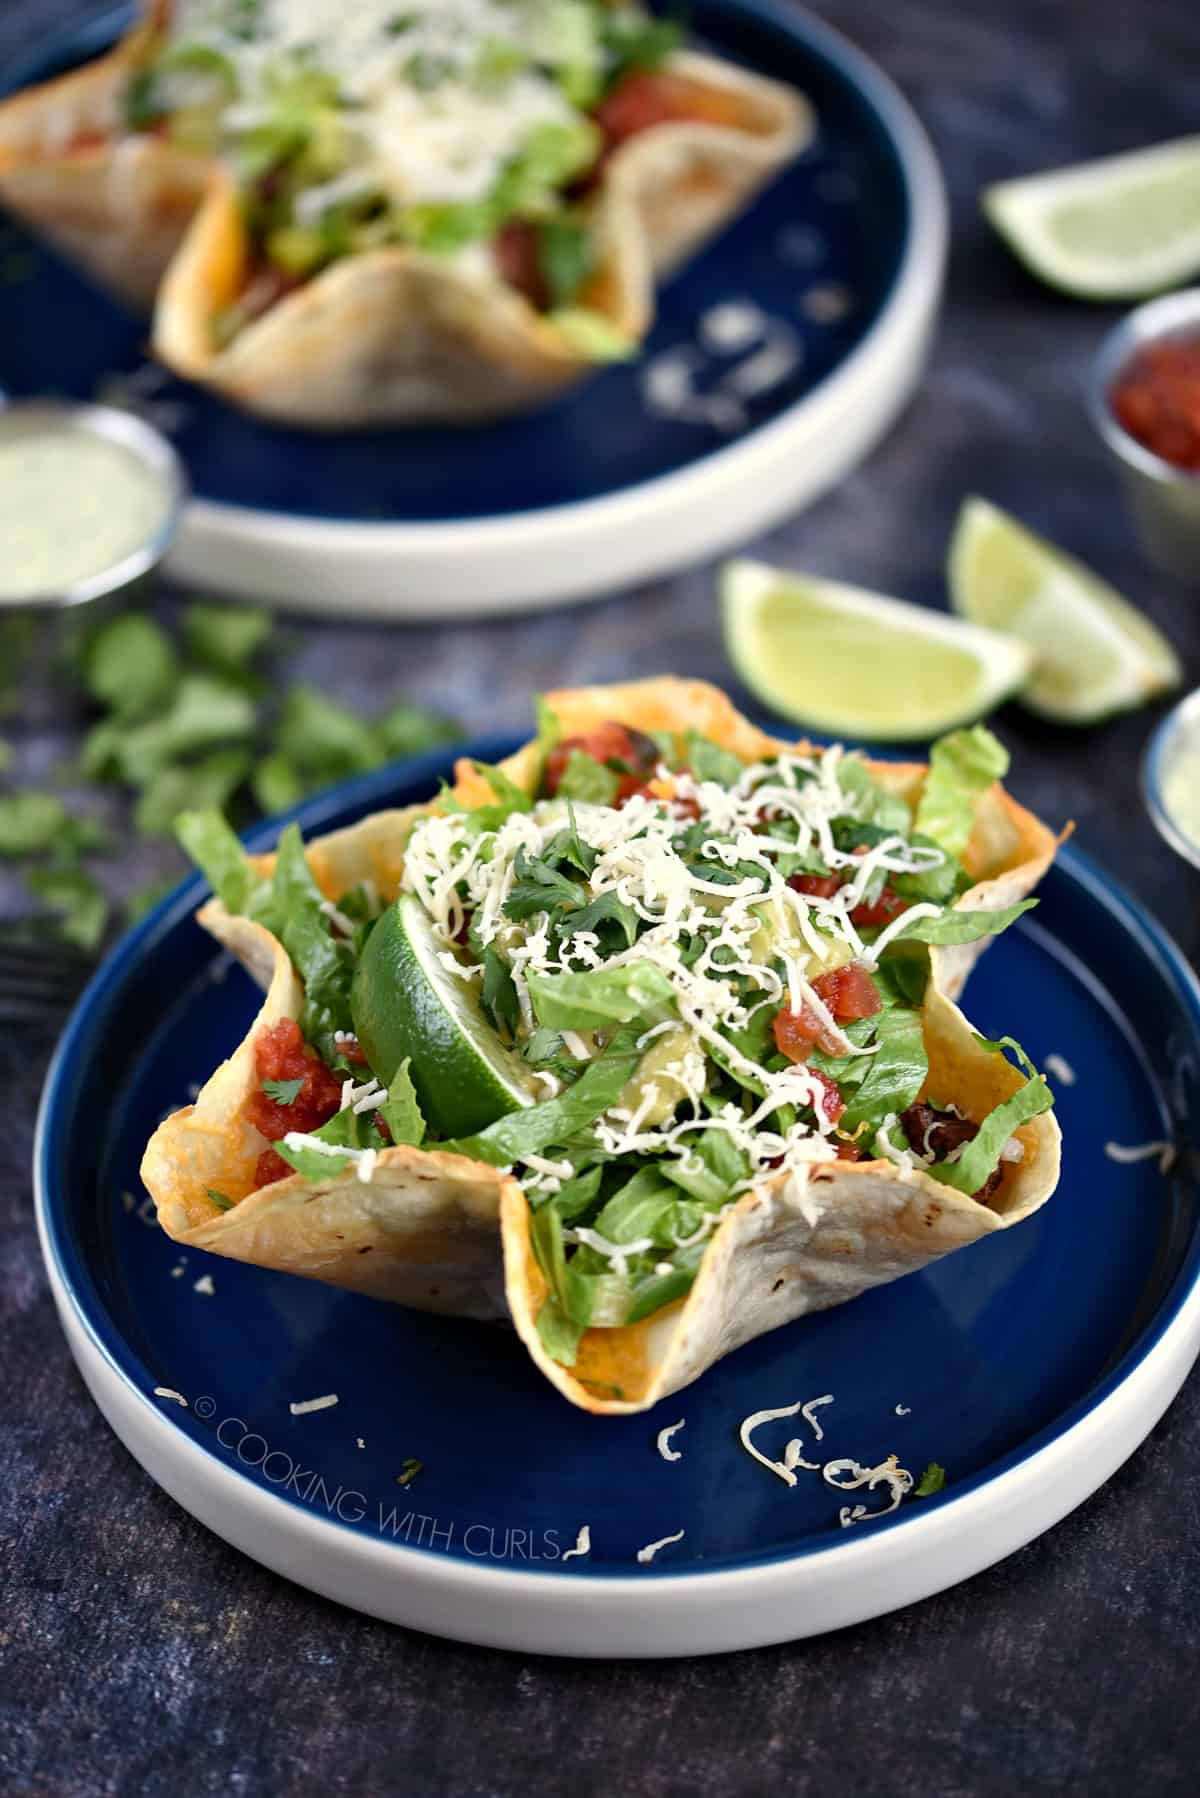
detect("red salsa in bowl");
top-left (1110, 334), bottom-right (1200, 472)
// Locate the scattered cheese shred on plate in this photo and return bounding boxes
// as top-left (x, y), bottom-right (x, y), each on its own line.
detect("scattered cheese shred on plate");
top-left (656, 1419), bottom-right (686, 1462)
top-left (289, 1393), bottom-right (340, 1417)
top-left (562, 1525), bottom-right (591, 1562)
top-left (193, 1274), bottom-right (215, 1296)
top-left (739, 1397), bottom-right (827, 1486)
top-left (823, 1454), bottom-right (913, 1528)
top-left (1104, 1139), bottom-right (1176, 1173)
top-left (153, 1386), bottom-right (187, 1407)
top-left (1043, 1053), bottom-right (1076, 1086)
top-left (636, 1528), bottom-right (685, 1565)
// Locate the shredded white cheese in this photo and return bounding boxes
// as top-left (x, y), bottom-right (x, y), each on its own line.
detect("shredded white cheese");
top-left (289, 1393), bottom-right (340, 1417)
top-left (739, 1399), bottom-right (822, 1487)
top-left (636, 1528), bottom-right (685, 1564)
top-left (561, 1525), bottom-right (591, 1562)
top-left (1044, 1053), bottom-right (1076, 1086)
top-left (193, 1274), bottom-right (215, 1296)
top-left (823, 1454), bottom-right (913, 1528)
top-left (894, 1404), bottom-right (911, 1417)
top-left (656, 1419), bottom-right (686, 1462)
top-left (1104, 1139), bottom-right (1177, 1173)
top-left (801, 1394), bottom-right (834, 1441)
top-left (153, 1386), bottom-right (187, 1407)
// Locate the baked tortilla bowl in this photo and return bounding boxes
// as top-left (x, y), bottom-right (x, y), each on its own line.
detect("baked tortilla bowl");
top-left (140, 678), bottom-right (1061, 1393)
top-left (151, 53), bottom-right (812, 427)
top-left (0, 4), bottom-right (211, 311)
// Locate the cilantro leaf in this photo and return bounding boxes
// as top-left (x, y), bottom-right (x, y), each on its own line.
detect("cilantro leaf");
top-left (914, 1462), bottom-right (945, 1497)
top-left (262, 1075), bottom-right (304, 1105)
top-left (0, 790), bottom-right (68, 856)
top-left (85, 613), bottom-right (176, 720)
top-left (25, 866), bottom-right (108, 950)
top-left (182, 601), bottom-right (272, 673)
top-left (482, 945), bottom-right (521, 1038)
top-left (114, 674), bottom-right (257, 786)
top-left (555, 749), bottom-right (620, 805)
top-left (684, 730), bottom-right (743, 786)
top-left (503, 845), bottom-right (587, 921)
top-left (133, 746), bottom-right (251, 837)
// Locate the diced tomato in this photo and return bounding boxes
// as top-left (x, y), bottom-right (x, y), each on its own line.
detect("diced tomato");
top-left (849, 885), bottom-right (910, 928)
top-left (808, 1067), bottom-right (844, 1124)
top-left (812, 963), bottom-right (881, 1022)
top-left (592, 70), bottom-right (748, 152)
top-left (773, 1005), bottom-right (823, 1063)
top-left (788, 872), bottom-right (841, 900)
top-left (543, 721), bottom-right (659, 796)
top-left (493, 219), bottom-right (548, 309)
top-left (246, 1018), bottom-right (343, 1150)
top-left (833, 1138), bottom-right (863, 1162)
top-left (337, 1034), bottom-right (369, 1065)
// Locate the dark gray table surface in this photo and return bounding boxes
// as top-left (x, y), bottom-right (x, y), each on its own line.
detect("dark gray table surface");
top-left (3, 2), bottom-right (1200, 1794)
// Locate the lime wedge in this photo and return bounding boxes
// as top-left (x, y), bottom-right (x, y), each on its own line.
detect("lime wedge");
top-left (983, 137), bottom-right (1200, 299)
top-left (948, 497), bottom-right (1181, 723)
top-left (720, 559), bottom-right (1033, 742)
top-left (351, 894), bottom-right (534, 1138)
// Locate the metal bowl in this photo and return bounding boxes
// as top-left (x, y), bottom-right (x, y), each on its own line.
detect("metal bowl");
top-left (0, 399), bottom-right (186, 610)
top-left (1088, 288), bottom-right (1200, 584)
top-left (1142, 685), bottom-right (1200, 872)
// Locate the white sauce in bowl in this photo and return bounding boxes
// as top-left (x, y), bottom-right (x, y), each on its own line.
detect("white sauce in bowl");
top-left (1161, 733), bottom-right (1200, 852)
top-left (0, 428), bottom-right (172, 601)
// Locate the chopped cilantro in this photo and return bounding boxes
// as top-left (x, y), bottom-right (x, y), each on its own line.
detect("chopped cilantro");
top-left (262, 1075), bottom-right (305, 1106)
top-left (914, 1462), bottom-right (946, 1497)
top-left (0, 790), bottom-right (68, 856)
top-left (205, 1189), bottom-right (235, 1211)
top-left (25, 866), bottom-right (108, 951)
top-left (395, 1457), bottom-right (424, 1487)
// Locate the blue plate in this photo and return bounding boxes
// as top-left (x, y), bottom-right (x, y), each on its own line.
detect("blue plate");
top-left (0, 4), bottom-right (944, 614)
top-left (35, 739), bottom-right (1200, 1655)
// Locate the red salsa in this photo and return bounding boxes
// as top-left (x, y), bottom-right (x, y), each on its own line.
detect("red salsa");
top-left (248, 1018), bottom-right (343, 1188)
top-left (1110, 336), bottom-right (1200, 472)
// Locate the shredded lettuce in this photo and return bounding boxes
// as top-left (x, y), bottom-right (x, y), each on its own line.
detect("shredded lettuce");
top-left (379, 1058), bottom-right (427, 1148)
top-left (890, 899), bottom-right (1036, 946)
top-left (916, 726), bottom-right (1010, 861)
top-left (928, 1036), bottom-right (1053, 1195)
top-left (838, 757), bottom-right (913, 833)
top-left (438, 1028), bottom-right (644, 1165)
top-left (175, 808), bottom-right (268, 917)
top-left (835, 1007), bottom-right (929, 1134)
top-left (525, 962), bottom-right (675, 1032)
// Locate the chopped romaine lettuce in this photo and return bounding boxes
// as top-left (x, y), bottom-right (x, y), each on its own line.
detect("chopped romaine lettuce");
top-left (916, 726), bottom-right (1009, 861)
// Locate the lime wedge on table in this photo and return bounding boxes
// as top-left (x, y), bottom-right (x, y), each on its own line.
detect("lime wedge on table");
top-left (351, 895), bottom-right (533, 1139)
top-left (721, 559), bottom-right (1033, 742)
top-left (983, 138), bottom-right (1200, 299)
top-left (949, 497), bottom-right (1181, 723)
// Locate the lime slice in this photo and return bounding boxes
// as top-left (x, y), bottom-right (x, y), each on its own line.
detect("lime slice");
top-left (720, 559), bottom-right (1033, 742)
top-left (351, 894), bottom-right (534, 1138)
top-left (983, 137), bottom-right (1200, 299)
top-left (948, 497), bottom-right (1181, 723)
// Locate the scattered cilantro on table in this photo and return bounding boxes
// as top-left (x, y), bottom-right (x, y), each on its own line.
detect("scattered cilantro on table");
top-left (0, 601), bottom-right (459, 957)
